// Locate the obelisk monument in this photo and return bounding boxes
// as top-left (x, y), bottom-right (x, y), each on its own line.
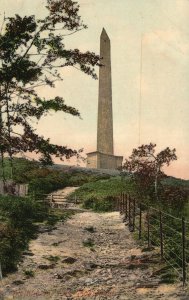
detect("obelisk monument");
top-left (97, 28), bottom-right (114, 155)
top-left (87, 29), bottom-right (123, 169)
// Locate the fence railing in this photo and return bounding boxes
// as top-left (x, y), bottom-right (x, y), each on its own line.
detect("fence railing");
top-left (29, 193), bottom-right (81, 208)
top-left (114, 193), bottom-right (189, 286)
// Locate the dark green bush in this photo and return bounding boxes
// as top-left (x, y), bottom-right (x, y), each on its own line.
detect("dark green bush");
top-left (83, 196), bottom-right (114, 212)
top-left (28, 172), bottom-right (69, 195)
top-left (67, 172), bottom-right (110, 186)
top-left (0, 195), bottom-right (47, 273)
top-left (0, 223), bottom-right (25, 273)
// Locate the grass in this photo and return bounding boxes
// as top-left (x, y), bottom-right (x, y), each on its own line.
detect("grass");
top-left (46, 209), bottom-right (74, 226)
top-left (69, 176), bottom-right (133, 211)
top-left (0, 195), bottom-right (49, 274)
top-left (82, 238), bottom-right (95, 248)
top-left (45, 255), bottom-right (60, 263)
top-left (84, 226), bottom-right (96, 233)
top-left (0, 157), bottom-right (112, 192)
top-left (23, 269), bottom-right (35, 278)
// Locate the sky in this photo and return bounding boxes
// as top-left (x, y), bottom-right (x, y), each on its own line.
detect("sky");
top-left (1, 0), bottom-right (189, 179)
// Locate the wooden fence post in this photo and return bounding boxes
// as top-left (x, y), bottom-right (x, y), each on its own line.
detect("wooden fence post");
top-left (119, 195), bottom-right (121, 213)
top-left (182, 217), bottom-right (186, 286)
top-left (0, 263), bottom-right (2, 280)
top-left (139, 204), bottom-right (142, 239)
top-left (122, 192), bottom-right (124, 214)
top-left (125, 194), bottom-right (128, 219)
top-left (116, 197), bottom-right (119, 211)
top-left (147, 208), bottom-right (150, 248)
top-left (123, 193), bottom-right (125, 212)
top-left (159, 211), bottom-right (164, 260)
top-left (120, 193), bottom-right (122, 213)
top-left (133, 198), bottom-right (136, 231)
top-left (128, 195), bottom-right (131, 227)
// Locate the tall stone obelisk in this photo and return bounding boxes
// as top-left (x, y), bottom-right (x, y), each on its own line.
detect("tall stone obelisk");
top-left (86, 29), bottom-right (123, 169)
top-left (97, 28), bottom-right (114, 155)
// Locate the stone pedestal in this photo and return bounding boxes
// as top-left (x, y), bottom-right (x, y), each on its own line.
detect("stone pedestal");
top-left (87, 151), bottom-right (123, 170)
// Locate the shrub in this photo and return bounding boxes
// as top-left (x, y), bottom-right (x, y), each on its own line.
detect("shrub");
top-left (67, 172), bottom-right (110, 186)
top-left (0, 195), bottom-right (47, 226)
top-left (24, 269), bottom-right (35, 277)
top-left (83, 196), bottom-right (114, 212)
top-left (0, 223), bottom-right (24, 273)
top-left (0, 195), bottom-right (47, 273)
top-left (28, 171), bottom-right (69, 195)
top-left (82, 238), bottom-right (95, 248)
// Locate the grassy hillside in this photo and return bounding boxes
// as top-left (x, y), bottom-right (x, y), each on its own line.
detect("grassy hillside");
top-left (0, 158), bottom-right (112, 195)
top-left (162, 176), bottom-right (189, 188)
top-left (69, 174), bottom-right (189, 214)
top-left (1, 158), bottom-right (189, 212)
top-left (69, 176), bottom-right (134, 211)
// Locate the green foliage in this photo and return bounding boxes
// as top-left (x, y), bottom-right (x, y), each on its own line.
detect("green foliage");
top-left (162, 176), bottom-right (189, 188)
top-left (45, 255), bottom-right (60, 263)
top-left (28, 168), bottom-right (112, 196)
top-left (24, 269), bottom-right (35, 277)
top-left (46, 209), bottom-right (74, 226)
top-left (69, 176), bottom-right (132, 212)
top-left (1, 158), bottom-right (113, 196)
top-left (0, 192), bottom-right (75, 274)
top-left (82, 239), bottom-right (95, 248)
top-left (0, 195), bottom-right (47, 273)
top-left (67, 172), bottom-right (110, 186)
top-left (0, 223), bottom-right (24, 273)
top-left (0, 195), bottom-right (47, 225)
top-left (83, 196), bottom-right (114, 212)
top-left (160, 272), bottom-right (177, 284)
top-left (13, 159), bottom-right (40, 183)
top-left (28, 172), bottom-right (68, 195)
top-left (0, 0), bottom-right (100, 165)
top-left (122, 143), bottom-right (177, 201)
top-left (1, 157), bottom-right (113, 195)
top-left (0, 157), bottom-right (38, 182)
top-left (71, 176), bottom-right (130, 200)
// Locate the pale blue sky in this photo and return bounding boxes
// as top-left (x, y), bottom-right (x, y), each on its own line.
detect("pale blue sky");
top-left (1, 0), bottom-right (189, 178)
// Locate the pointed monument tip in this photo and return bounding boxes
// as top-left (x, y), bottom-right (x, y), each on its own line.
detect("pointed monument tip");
top-left (101, 28), bottom-right (110, 39)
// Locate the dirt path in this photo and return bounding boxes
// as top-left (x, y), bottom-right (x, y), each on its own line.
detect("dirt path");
top-left (50, 187), bottom-right (78, 197)
top-left (1, 189), bottom-right (188, 300)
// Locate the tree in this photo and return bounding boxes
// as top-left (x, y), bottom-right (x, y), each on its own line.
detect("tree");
top-left (0, 0), bottom-right (101, 178)
top-left (122, 143), bottom-right (177, 200)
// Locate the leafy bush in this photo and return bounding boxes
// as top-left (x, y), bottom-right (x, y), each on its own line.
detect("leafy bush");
top-left (24, 269), bottom-right (35, 277)
top-left (45, 255), bottom-right (60, 263)
top-left (0, 195), bottom-right (47, 225)
top-left (0, 223), bottom-right (25, 273)
top-left (67, 172), bottom-right (110, 186)
top-left (0, 194), bottom-right (75, 274)
top-left (0, 195), bottom-right (47, 273)
top-left (0, 158), bottom-right (39, 183)
top-left (70, 176), bottom-right (130, 202)
top-left (82, 238), bottom-right (95, 248)
top-left (83, 196), bottom-right (114, 212)
top-left (28, 170), bottom-right (70, 195)
top-left (46, 209), bottom-right (74, 226)
top-left (69, 176), bottom-right (132, 211)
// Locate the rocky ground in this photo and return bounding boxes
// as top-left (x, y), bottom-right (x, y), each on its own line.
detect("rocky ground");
top-left (0, 188), bottom-right (189, 300)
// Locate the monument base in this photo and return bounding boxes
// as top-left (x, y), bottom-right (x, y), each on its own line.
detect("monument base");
top-left (86, 151), bottom-right (123, 170)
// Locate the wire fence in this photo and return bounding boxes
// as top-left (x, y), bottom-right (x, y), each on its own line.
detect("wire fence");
top-left (114, 193), bottom-right (189, 286)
